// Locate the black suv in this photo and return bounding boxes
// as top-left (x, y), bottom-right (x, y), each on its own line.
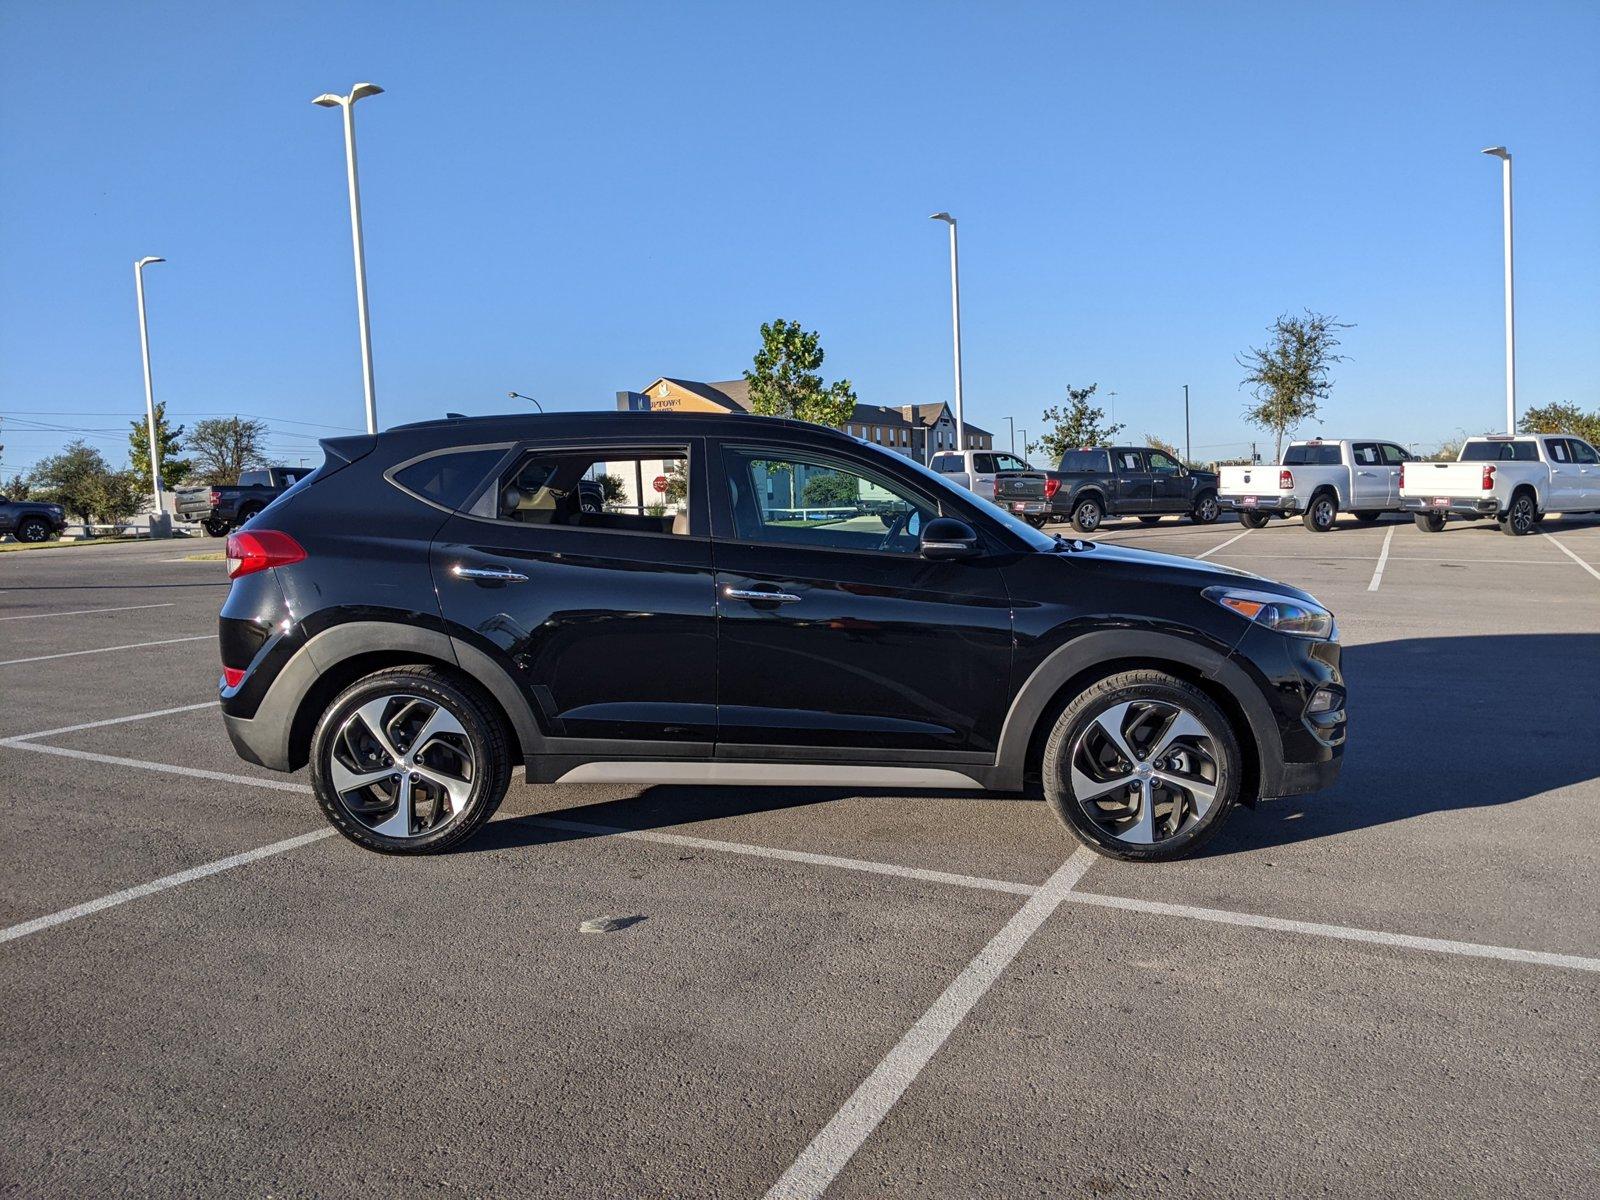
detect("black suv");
top-left (219, 411), bottom-right (1345, 862)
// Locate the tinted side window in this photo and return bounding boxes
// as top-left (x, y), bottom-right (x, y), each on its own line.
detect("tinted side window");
top-left (1352, 443), bottom-right (1381, 466)
top-left (1380, 444), bottom-right (1409, 464)
top-left (1569, 440), bottom-right (1598, 465)
top-left (1147, 451), bottom-right (1180, 473)
top-left (973, 454), bottom-right (996, 473)
top-left (1548, 440), bottom-right (1571, 463)
top-left (494, 446), bottom-right (692, 535)
top-left (1114, 450), bottom-right (1144, 472)
top-left (391, 449), bottom-right (507, 511)
top-left (722, 447), bottom-right (936, 555)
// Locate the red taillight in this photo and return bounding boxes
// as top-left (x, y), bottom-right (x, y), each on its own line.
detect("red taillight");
top-left (1044, 477), bottom-right (1061, 499)
top-left (209, 489), bottom-right (221, 507)
top-left (1279, 469), bottom-right (1294, 490)
top-left (226, 530), bottom-right (306, 578)
top-left (1482, 464), bottom-right (1496, 491)
top-left (1399, 464), bottom-right (1406, 489)
top-left (221, 666), bottom-right (246, 689)
top-left (992, 477), bottom-right (1001, 499)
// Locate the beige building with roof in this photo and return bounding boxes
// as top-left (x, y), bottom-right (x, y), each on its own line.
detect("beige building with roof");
top-left (617, 378), bottom-right (991, 463)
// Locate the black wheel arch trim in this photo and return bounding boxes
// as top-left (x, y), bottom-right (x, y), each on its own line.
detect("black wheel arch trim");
top-left (993, 629), bottom-right (1286, 794)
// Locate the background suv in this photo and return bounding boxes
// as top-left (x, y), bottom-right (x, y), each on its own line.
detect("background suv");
top-left (219, 411), bottom-right (1345, 862)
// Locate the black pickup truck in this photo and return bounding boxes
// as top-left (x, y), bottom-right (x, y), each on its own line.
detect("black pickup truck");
top-left (0, 498), bottom-right (69, 543)
top-left (175, 466), bottom-right (315, 537)
top-left (993, 446), bottom-right (1222, 533)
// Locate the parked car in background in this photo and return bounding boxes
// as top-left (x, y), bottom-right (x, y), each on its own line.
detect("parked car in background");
top-left (929, 448), bottom-right (1033, 496)
top-left (1400, 433), bottom-right (1600, 535)
top-left (175, 466), bottom-right (315, 536)
top-left (216, 410), bottom-right (1343, 863)
top-left (1219, 438), bottom-right (1413, 532)
top-left (0, 498), bottom-right (67, 543)
top-left (992, 447), bottom-right (1221, 532)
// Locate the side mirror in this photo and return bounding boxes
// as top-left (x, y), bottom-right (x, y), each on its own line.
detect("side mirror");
top-left (920, 517), bottom-right (980, 561)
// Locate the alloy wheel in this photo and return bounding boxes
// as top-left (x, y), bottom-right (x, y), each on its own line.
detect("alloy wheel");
top-left (1312, 498), bottom-right (1335, 529)
top-left (328, 694), bottom-right (476, 839)
top-left (1195, 496), bottom-right (1220, 523)
top-left (1068, 699), bottom-right (1220, 846)
top-left (1509, 497), bottom-right (1535, 535)
top-left (1075, 501), bottom-right (1101, 532)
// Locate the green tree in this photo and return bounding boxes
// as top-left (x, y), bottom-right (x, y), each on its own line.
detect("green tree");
top-left (3, 474), bottom-right (29, 501)
top-left (27, 440), bottom-right (114, 522)
top-left (128, 401), bottom-right (191, 491)
top-left (663, 458), bottom-right (689, 505)
top-left (803, 470), bottom-right (858, 506)
top-left (1143, 433), bottom-right (1183, 462)
top-left (1037, 384), bottom-right (1123, 462)
top-left (1238, 310), bottom-right (1351, 462)
top-left (1519, 402), bottom-right (1600, 446)
top-left (185, 416), bottom-right (269, 485)
top-left (744, 319), bottom-right (858, 428)
top-left (598, 473), bottom-right (626, 505)
top-left (79, 469), bottom-right (142, 525)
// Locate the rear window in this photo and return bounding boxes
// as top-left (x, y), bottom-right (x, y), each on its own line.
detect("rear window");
top-left (1057, 450), bottom-right (1109, 472)
top-left (1460, 440), bottom-right (1538, 462)
top-left (238, 469), bottom-right (269, 486)
top-left (1284, 444), bottom-right (1341, 466)
top-left (390, 448), bottom-right (507, 510)
top-left (931, 454), bottom-right (964, 473)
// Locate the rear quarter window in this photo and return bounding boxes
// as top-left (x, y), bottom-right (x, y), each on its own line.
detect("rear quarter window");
top-left (390, 448), bottom-right (508, 511)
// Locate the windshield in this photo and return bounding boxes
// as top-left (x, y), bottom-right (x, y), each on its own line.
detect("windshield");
top-left (868, 444), bottom-right (1058, 551)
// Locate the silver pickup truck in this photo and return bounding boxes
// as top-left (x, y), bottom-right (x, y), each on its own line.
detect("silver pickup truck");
top-left (1219, 438), bottom-right (1414, 532)
top-left (1400, 433), bottom-right (1600, 535)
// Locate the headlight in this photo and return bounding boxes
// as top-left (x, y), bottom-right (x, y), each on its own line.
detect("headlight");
top-left (1203, 586), bottom-right (1335, 640)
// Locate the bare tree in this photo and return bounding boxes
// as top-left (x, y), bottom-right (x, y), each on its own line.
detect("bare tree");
top-left (1238, 311), bottom-right (1351, 461)
top-left (185, 417), bottom-right (270, 485)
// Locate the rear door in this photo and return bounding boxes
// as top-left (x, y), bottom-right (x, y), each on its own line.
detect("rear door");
top-left (431, 437), bottom-right (718, 745)
top-left (709, 439), bottom-right (1013, 757)
top-left (1349, 443), bottom-right (1389, 510)
top-left (1111, 449), bottom-right (1153, 513)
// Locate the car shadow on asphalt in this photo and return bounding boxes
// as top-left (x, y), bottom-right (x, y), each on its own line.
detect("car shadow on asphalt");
top-left (1203, 631), bottom-right (1600, 856)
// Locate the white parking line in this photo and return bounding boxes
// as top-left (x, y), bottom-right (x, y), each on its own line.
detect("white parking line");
top-left (1367, 526), bottom-right (1395, 592)
top-left (1543, 533), bottom-right (1600, 582)
top-left (0, 738), bottom-right (312, 792)
top-left (3, 700), bottom-right (220, 743)
top-left (0, 829), bottom-right (333, 945)
top-left (1194, 529), bottom-right (1251, 559)
top-left (1059, 891), bottom-right (1600, 974)
top-left (763, 849), bottom-right (1098, 1200)
top-left (0, 634), bottom-right (213, 667)
top-left (0, 602), bottom-right (176, 622)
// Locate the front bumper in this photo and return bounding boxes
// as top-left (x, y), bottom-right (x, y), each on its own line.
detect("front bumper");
top-left (1230, 624), bottom-right (1345, 801)
top-left (1400, 496), bottom-right (1498, 518)
top-left (1220, 495), bottom-right (1300, 517)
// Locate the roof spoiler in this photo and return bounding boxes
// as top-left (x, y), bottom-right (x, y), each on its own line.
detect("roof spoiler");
top-left (319, 433), bottom-right (378, 470)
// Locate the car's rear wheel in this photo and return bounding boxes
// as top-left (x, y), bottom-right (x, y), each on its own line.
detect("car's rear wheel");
top-left (201, 518), bottom-right (230, 538)
top-left (1026, 515), bottom-right (1049, 528)
top-left (1072, 497), bottom-right (1103, 533)
top-left (1302, 493), bottom-right (1338, 532)
top-left (1239, 511), bottom-right (1270, 529)
top-left (15, 517), bottom-right (51, 543)
top-left (309, 666), bottom-right (511, 855)
top-left (1138, 515), bottom-right (1162, 525)
top-left (1043, 670), bottom-right (1240, 862)
top-left (1499, 493), bottom-right (1537, 536)
top-left (1352, 510), bottom-right (1381, 523)
top-left (1413, 512), bottom-right (1446, 533)
top-left (1190, 492), bottom-right (1221, 524)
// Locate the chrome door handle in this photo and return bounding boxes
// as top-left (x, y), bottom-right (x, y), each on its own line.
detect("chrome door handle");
top-left (723, 586), bottom-right (802, 604)
top-left (452, 565), bottom-right (529, 583)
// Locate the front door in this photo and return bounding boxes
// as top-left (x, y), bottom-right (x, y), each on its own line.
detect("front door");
top-left (1379, 443), bottom-right (1409, 506)
top-left (1545, 438), bottom-right (1581, 510)
top-left (1145, 450), bottom-right (1188, 512)
top-left (709, 441), bottom-right (1014, 758)
top-left (1111, 449), bottom-right (1153, 513)
top-left (432, 438), bottom-right (718, 745)
top-left (1568, 438), bottom-right (1599, 507)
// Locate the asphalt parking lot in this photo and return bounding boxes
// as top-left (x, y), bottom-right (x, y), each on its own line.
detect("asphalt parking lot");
top-left (3, 516), bottom-right (1598, 1198)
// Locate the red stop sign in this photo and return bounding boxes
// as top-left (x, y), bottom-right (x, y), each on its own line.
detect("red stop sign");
top-left (652, 475), bottom-right (667, 493)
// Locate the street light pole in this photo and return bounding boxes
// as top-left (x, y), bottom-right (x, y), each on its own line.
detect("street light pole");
top-left (929, 213), bottom-right (965, 453)
top-left (1183, 384), bottom-right (1191, 465)
top-left (508, 391), bottom-right (545, 413)
top-left (314, 83), bottom-right (385, 435)
top-left (1019, 428), bottom-right (1029, 461)
top-left (1482, 146), bottom-right (1516, 435)
top-left (1004, 415), bottom-right (1015, 454)
top-left (133, 256), bottom-right (169, 536)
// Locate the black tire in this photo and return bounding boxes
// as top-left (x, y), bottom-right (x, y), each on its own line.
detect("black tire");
top-left (1413, 512), bottom-right (1446, 533)
top-left (1238, 511), bottom-right (1271, 530)
top-left (1499, 492), bottom-right (1537, 536)
top-left (15, 517), bottom-right (51, 543)
top-left (236, 505), bottom-right (263, 527)
top-left (1138, 515), bottom-right (1163, 525)
top-left (1352, 511), bottom-right (1381, 524)
top-left (1533, 512), bottom-right (1547, 525)
top-left (1301, 492), bottom-right (1338, 532)
top-left (1042, 669), bottom-right (1241, 862)
top-left (1190, 492), bottom-right (1221, 524)
top-left (201, 519), bottom-right (230, 538)
top-left (309, 666), bottom-right (512, 855)
top-left (1072, 496), bottom-right (1103, 534)
top-left (1026, 515), bottom-right (1049, 529)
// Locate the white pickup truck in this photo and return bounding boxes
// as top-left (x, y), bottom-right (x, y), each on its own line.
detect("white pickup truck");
top-left (1218, 438), bottom-right (1414, 532)
top-left (929, 448), bottom-right (1034, 495)
top-left (1399, 433), bottom-right (1600, 535)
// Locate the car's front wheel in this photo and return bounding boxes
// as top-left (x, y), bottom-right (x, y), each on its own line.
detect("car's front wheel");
top-left (1072, 497), bottom-right (1103, 533)
top-left (15, 517), bottom-right (52, 543)
top-left (201, 518), bottom-right (230, 538)
top-left (1042, 670), bottom-right (1240, 862)
top-left (309, 666), bottom-right (511, 855)
top-left (1138, 515), bottom-right (1163, 525)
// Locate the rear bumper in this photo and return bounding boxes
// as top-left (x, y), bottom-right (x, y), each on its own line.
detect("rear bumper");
top-left (998, 499), bottom-right (1049, 515)
top-left (1220, 495), bottom-right (1300, 517)
top-left (1400, 496), bottom-right (1498, 517)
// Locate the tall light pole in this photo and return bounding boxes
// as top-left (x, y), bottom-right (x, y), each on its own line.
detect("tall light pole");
top-left (1019, 428), bottom-right (1029, 461)
top-left (929, 213), bottom-right (965, 453)
top-left (1482, 146), bottom-right (1516, 434)
top-left (1004, 415), bottom-right (1015, 454)
top-left (133, 256), bottom-right (170, 536)
top-left (314, 82), bottom-right (385, 435)
top-left (1183, 384), bottom-right (1191, 465)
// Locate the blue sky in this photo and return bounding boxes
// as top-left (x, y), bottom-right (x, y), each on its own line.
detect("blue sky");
top-left (2, 0), bottom-right (1596, 475)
